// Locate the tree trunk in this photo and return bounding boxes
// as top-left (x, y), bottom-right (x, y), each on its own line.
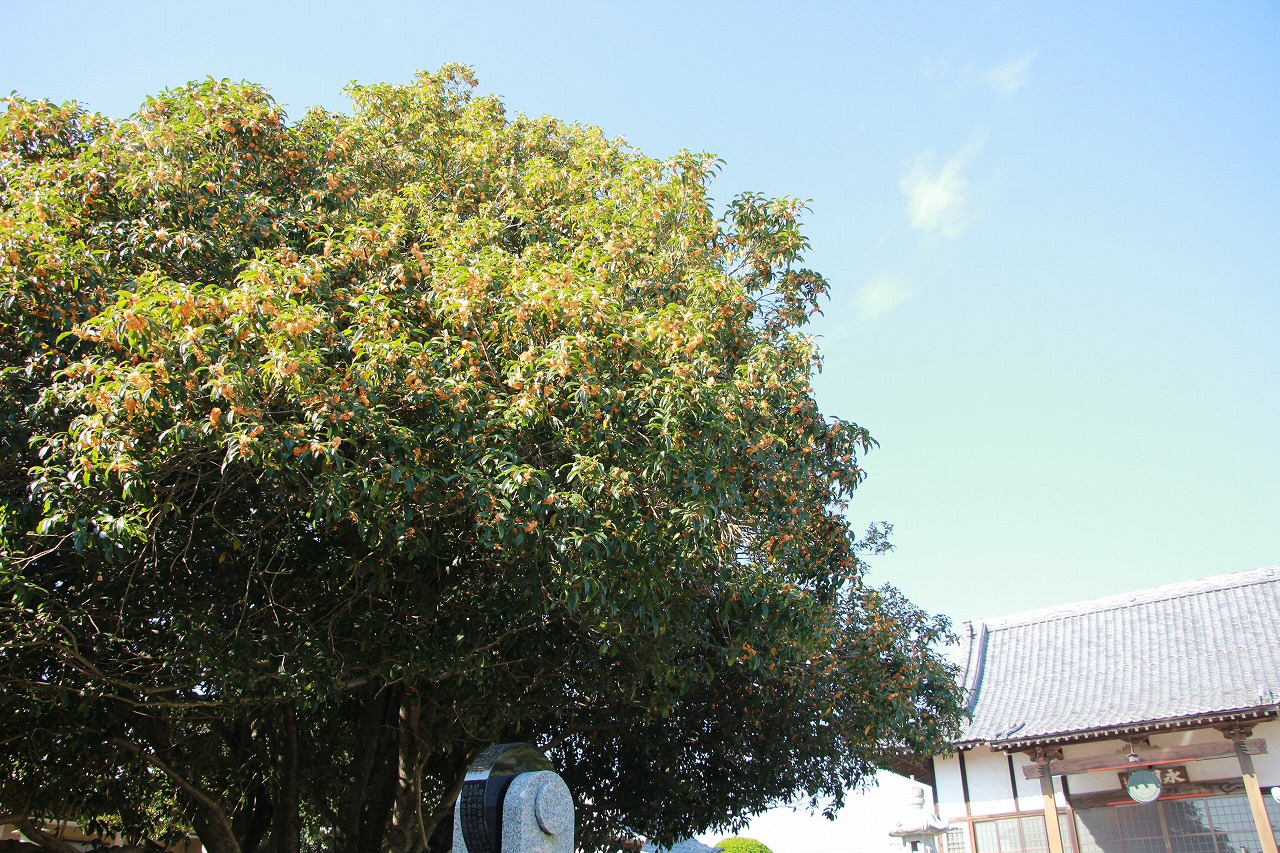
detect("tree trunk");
top-left (387, 693), bottom-right (427, 853)
top-left (357, 686), bottom-right (405, 853)
top-left (189, 806), bottom-right (243, 853)
top-left (333, 683), bottom-right (401, 853)
top-left (274, 701), bottom-right (301, 853)
top-left (233, 783), bottom-right (272, 853)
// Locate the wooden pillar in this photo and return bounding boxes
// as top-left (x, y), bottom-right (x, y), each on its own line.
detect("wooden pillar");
top-left (1225, 726), bottom-right (1279, 853)
top-left (1031, 748), bottom-right (1068, 853)
top-left (1238, 744), bottom-right (1277, 853)
top-left (1040, 774), bottom-right (1067, 853)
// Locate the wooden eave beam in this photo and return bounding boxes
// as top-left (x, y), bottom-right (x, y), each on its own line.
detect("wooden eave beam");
top-left (883, 754), bottom-right (936, 787)
top-left (1022, 738), bottom-right (1267, 779)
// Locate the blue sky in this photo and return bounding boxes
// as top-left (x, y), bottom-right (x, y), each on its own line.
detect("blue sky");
top-left (3, 1), bottom-right (1278, 626)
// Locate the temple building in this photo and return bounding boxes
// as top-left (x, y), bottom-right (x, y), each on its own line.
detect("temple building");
top-left (922, 566), bottom-right (1280, 853)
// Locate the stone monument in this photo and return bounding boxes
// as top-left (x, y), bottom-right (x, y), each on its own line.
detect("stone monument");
top-left (454, 743), bottom-right (574, 853)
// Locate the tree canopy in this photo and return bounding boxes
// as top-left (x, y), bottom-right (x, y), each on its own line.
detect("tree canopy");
top-left (0, 66), bottom-right (963, 853)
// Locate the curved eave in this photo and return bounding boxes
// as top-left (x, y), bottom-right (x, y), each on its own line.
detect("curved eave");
top-left (956, 705), bottom-right (1280, 752)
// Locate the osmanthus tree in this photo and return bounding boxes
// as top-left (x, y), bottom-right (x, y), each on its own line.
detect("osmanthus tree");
top-left (0, 66), bottom-right (963, 853)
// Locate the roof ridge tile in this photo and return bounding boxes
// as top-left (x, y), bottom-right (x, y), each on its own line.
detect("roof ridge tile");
top-left (979, 565), bottom-right (1280, 631)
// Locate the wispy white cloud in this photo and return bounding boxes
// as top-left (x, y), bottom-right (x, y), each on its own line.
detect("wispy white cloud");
top-left (920, 50), bottom-right (1035, 97)
top-left (900, 136), bottom-right (986, 238)
top-left (853, 274), bottom-right (912, 323)
top-left (985, 52), bottom-right (1036, 95)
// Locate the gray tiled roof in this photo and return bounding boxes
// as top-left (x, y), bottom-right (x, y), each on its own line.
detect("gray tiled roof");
top-left (956, 566), bottom-right (1280, 749)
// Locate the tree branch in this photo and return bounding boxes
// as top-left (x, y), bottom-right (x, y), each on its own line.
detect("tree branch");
top-left (109, 737), bottom-right (238, 853)
top-left (8, 818), bottom-right (80, 853)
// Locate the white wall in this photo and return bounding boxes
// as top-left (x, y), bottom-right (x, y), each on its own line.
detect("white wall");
top-left (961, 748), bottom-right (1019, 816)
top-left (1246, 718), bottom-right (1280, 788)
top-left (1055, 740), bottom-right (1125, 797)
top-left (934, 753), bottom-right (968, 821)
top-left (1011, 753), bottom-right (1048, 812)
top-left (1147, 728), bottom-right (1240, 783)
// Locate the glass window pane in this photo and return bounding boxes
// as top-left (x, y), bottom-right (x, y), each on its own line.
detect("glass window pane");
top-left (1206, 796), bottom-right (1257, 834)
top-left (1117, 804), bottom-right (1162, 839)
top-left (1123, 839), bottom-right (1166, 853)
top-left (997, 818), bottom-right (1021, 851)
top-left (1206, 796), bottom-right (1248, 825)
top-left (1265, 797), bottom-right (1280, 835)
top-left (1021, 816), bottom-right (1048, 849)
top-left (1069, 794), bottom-right (1279, 853)
top-left (1078, 808), bottom-right (1121, 843)
top-left (1206, 795), bottom-right (1264, 853)
top-left (1170, 835), bottom-right (1222, 853)
top-left (1073, 834), bottom-right (1105, 853)
top-left (975, 821), bottom-right (1001, 853)
top-left (1164, 800), bottom-right (1212, 836)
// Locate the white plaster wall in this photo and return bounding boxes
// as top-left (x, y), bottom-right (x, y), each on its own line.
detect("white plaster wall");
top-left (1247, 718), bottom-right (1280, 788)
top-left (963, 748), bottom-right (1019, 816)
top-left (1146, 728), bottom-right (1240, 783)
top-left (934, 753), bottom-right (969, 821)
top-left (1056, 739), bottom-right (1126, 796)
top-left (1010, 754), bottom-right (1050, 812)
top-left (1150, 728), bottom-right (1223, 748)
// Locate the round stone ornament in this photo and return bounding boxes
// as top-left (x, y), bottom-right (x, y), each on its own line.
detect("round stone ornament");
top-left (534, 775), bottom-right (573, 836)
